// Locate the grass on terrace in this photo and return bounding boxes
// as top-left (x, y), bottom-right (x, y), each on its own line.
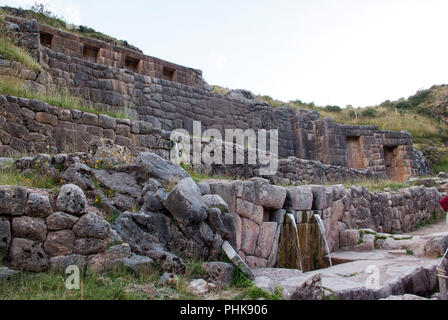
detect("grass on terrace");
top-left (0, 167), bottom-right (60, 190)
top-left (0, 76), bottom-right (133, 120)
top-left (342, 179), bottom-right (412, 192)
top-left (0, 37), bottom-right (42, 73)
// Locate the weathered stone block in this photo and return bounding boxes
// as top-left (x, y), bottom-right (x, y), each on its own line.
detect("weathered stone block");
top-left (255, 222), bottom-right (278, 259)
top-left (236, 198), bottom-right (253, 219)
top-left (73, 238), bottom-right (108, 255)
top-left (44, 230), bottom-right (75, 257)
top-left (46, 212), bottom-right (79, 231)
top-left (9, 238), bottom-right (49, 272)
top-left (56, 184), bottom-right (87, 215)
top-left (25, 193), bottom-right (53, 218)
top-left (12, 216), bottom-right (47, 241)
top-left (72, 212), bottom-right (110, 240)
top-left (252, 178), bottom-right (286, 209)
top-left (312, 186), bottom-right (334, 210)
top-left (285, 186), bottom-right (313, 211)
top-left (0, 218), bottom-right (11, 262)
top-left (36, 112), bottom-right (58, 126)
top-left (241, 218), bottom-right (259, 256)
top-left (0, 186), bottom-right (27, 216)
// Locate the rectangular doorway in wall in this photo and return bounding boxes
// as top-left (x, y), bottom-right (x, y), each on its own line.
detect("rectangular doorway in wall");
top-left (384, 146), bottom-right (404, 181)
top-left (162, 66), bottom-right (176, 81)
top-left (346, 136), bottom-right (365, 169)
top-left (82, 45), bottom-right (99, 64)
top-left (125, 56), bottom-right (141, 73)
top-left (40, 32), bottom-right (53, 48)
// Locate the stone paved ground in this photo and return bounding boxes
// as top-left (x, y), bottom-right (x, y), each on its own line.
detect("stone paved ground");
top-left (254, 229), bottom-right (448, 300)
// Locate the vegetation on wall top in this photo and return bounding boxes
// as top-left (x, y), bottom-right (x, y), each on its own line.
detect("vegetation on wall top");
top-left (0, 3), bottom-right (142, 53)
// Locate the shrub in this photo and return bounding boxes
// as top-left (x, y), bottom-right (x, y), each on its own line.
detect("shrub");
top-left (361, 108), bottom-right (377, 118)
top-left (323, 105), bottom-right (342, 113)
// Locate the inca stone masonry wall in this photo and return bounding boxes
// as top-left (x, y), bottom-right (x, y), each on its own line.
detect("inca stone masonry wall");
top-left (0, 95), bottom-right (172, 158)
top-left (5, 16), bottom-right (204, 88)
top-left (0, 183), bottom-right (110, 272)
top-left (2, 16), bottom-right (431, 181)
top-left (201, 178), bottom-right (444, 268)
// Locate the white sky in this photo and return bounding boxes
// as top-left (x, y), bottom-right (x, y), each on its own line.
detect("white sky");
top-left (2, 0), bottom-right (448, 107)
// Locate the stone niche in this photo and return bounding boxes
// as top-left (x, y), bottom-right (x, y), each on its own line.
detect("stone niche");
top-left (39, 32), bottom-right (53, 48)
top-left (384, 146), bottom-right (405, 181)
top-left (345, 136), bottom-right (365, 169)
top-left (82, 44), bottom-right (99, 64)
top-left (162, 66), bottom-right (176, 82)
top-left (125, 56), bottom-right (141, 73)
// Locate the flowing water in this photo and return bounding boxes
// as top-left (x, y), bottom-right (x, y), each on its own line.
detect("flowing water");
top-left (278, 211), bottom-right (330, 272)
top-left (287, 213), bottom-right (303, 271)
top-left (314, 214), bottom-right (333, 268)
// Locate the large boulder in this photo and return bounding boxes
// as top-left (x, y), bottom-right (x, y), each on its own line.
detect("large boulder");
top-left (202, 194), bottom-right (229, 213)
top-left (122, 152), bottom-right (189, 186)
top-left (56, 184), bottom-right (87, 215)
top-left (92, 169), bottom-right (142, 199)
top-left (163, 178), bottom-right (208, 233)
top-left (113, 211), bottom-right (186, 272)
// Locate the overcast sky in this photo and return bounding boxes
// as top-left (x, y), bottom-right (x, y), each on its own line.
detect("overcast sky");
top-left (2, 0), bottom-right (448, 107)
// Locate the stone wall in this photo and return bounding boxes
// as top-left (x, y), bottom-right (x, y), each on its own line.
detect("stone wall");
top-left (0, 184), bottom-right (110, 272)
top-left (0, 95), bottom-right (172, 158)
top-left (5, 15), bottom-right (204, 88)
top-left (1, 17), bottom-right (431, 181)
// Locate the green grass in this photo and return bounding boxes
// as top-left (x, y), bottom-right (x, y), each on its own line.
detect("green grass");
top-left (0, 37), bottom-right (42, 72)
top-left (432, 158), bottom-right (448, 175)
top-left (343, 179), bottom-right (413, 192)
top-left (181, 164), bottom-right (236, 183)
top-left (0, 267), bottom-right (202, 300)
top-left (0, 167), bottom-right (60, 190)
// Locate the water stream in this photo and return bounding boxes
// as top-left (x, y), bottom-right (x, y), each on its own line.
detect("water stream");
top-left (287, 213), bottom-right (303, 271)
top-left (314, 214), bottom-right (333, 268)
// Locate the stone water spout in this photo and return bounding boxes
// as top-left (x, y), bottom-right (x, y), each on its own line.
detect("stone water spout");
top-left (314, 214), bottom-right (332, 268)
